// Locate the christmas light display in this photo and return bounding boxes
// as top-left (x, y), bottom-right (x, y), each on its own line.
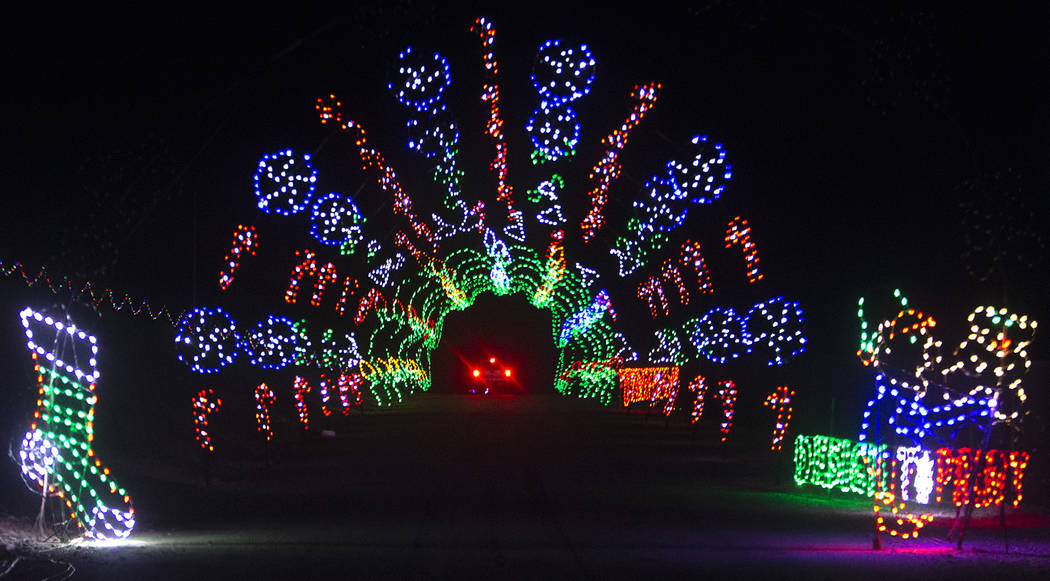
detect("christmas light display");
top-left (744, 296), bottom-right (807, 366)
top-left (471, 18), bottom-right (523, 242)
top-left (253, 149), bottom-right (318, 216)
top-left (192, 389), bottom-right (222, 452)
top-left (526, 175), bottom-right (567, 227)
top-left (241, 315), bottom-right (299, 370)
top-left (166, 16), bottom-right (810, 457)
top-left (637, 276), bottom-right (669, 318)
top-left (679, 240), bottom-right (713, 295)
top-left (716, 381), bottom-right (737, 442)
top-left (1, 260), bottom-right (180, 325)
top-left (689, 306), bottom-right (746, 363)
top-left (218, 225), bottom-right (259, 291)
top-left (793, 434), bottom-right (887, 497)
top-left (18, 307), bottom-right (134, 540)
top-left (873, 458), bottom-right (934, 540)
top-left (581, 82), bottom-right (660, 243)
top-left (174, 306), bottom-right (240, 374)
top-left (724, 216), bottom-right (762, 283)
top-left (942, 306), bottom-right (1036, 422)
top-left (253, 383), bottom-right (276, 441)
top-left (618, 366), bottom-right (678, 408)
top-left (793, 434), bottom-right (1031, 512)
top-left (285, 249), bottom-right (339, 307)
top-left (292, 376), bottom-right (311, 430)
top-left (525, 39), bottom-right (595, 164)
top-left (857, 373), bottom-right (995, 446)
top-left (309, 192), bottom-right (365, 249)
top-left (763, 385), bottom-right (794, 451)
top-left (685, 374), bottom-right (707, 423)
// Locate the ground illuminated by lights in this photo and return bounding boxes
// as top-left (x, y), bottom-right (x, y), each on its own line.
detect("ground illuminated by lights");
top-left (6, 394), bottom-right (1049, 579)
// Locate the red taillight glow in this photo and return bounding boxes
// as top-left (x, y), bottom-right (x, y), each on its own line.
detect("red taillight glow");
top-left (504, 369), bottom-right (511, 377)
top-left (472, 369), bottom-right (480, 378)
top-left (489, 357), bottom-right (496, 364)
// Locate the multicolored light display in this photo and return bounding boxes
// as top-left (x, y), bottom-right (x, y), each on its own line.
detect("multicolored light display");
top-left (192, 389), bottom-right (222, 452)
top-left (218, 225), bottom-right (259, 291)
top-left (253, 383), bottom-right (276, 441)
top-left (18, 307), bottom-right (134, 540)
top-left (763, 385), bottom-right (794, 451)
top-left (253, 149), bottom-right (318, 216)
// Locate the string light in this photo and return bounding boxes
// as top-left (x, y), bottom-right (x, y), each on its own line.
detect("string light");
top-left (309, 192), bottom-right (365, 249)
top-left (218, 225), bottom-right (259, 291)
top-left (873, 458), bottom-right (934, 539)
top-left (292, 376), bottom-right (311, 430)
top-left (582, 82), bottom-right (660, 243)
top-left (253, 383), bottom-right (276, 441)
top-left (174, 306), bottom-right (239, 374)
top-left (943, 306), bottom-right (1036, 422)
top-left (526, 174), bottom-right (567, 227)
top-left (690, 306), bottom-right (746, 363)
top-left (724, 216), bottom-right (762, 283)
top-left (793, 434), bottom-right (887, 497)
top-left (715, 381), bottom-right (737, 442)
top-left (618, 366), bottom-right (678, 409)
top-left (285, 249), bottom-right (339, 307)
top-left (679, 240), bottom-right (714, 295)
top-left (242, 315), bottom-right (299, 370)
top-left (558, 289), bottom-right (612, 346)
top-left (191, 389), bottom-right (222, 452)
top-left (763, 385), bottom-right (794, 451)
top-left (1, 260), bottom-right (180, 325)
top-left (744, 296), bottom-right (807, 366)
top-left (18, 307), bottom-right (134, 540)
top-left (253, 149), bottom-right (318, 216)
top-left (637, 276), bottom-right (669, 318)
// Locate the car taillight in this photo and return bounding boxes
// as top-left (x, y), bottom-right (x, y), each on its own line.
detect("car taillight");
top-left (472, 369), bottom-right (480, 378)
top-left (504, 369), bottom-right (511, 377)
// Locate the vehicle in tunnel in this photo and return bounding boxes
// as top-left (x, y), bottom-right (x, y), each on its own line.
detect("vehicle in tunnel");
top-left (468, 355), bottom-right (518, 395)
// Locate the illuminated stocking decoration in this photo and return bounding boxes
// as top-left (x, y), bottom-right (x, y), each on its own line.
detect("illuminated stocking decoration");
top-left (242, 315), bottom-right (299, 370)
top-left (679, 240), bottom-right (713, 295)
top-left (874, 458), bottom-right (934, 540)
top-left (18, 307), bottom-right (134, 540)
top-left (218, 224), bottom-right (259, 291)
top-left (292, 376), bottom-right (311, 430)
top-left (192, 389), bottom-right (222, 452)
top-left (763, 385), bottom-right (794, 451)
top-left (686, 374), bottom-right (707, 423)
top-left (716, 381), bottom-right (737, 442)
top-left (744, 296), bottom-right (807, 366)
top-left (637, 276), bottom-right (669, 318)
top-left (253, 149), bottom-right (318, 216)
top-left (309, 192), bottom-right (365, 250)
top-left (690, 306), bottom-right (746, 363)
top-left (582, 82), bottom-right (660, 242)
top-left (285, 249), bottom-right (339, 307)
top-left (174, 306), bottom-right (239, 374)
top-left (253, 383), bottom-right (276, 441)
top-left (724, 216), bottom-right (762, 283)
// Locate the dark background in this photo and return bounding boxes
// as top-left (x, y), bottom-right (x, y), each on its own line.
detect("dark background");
top-left (1, 2), bottom-right (1049, 512)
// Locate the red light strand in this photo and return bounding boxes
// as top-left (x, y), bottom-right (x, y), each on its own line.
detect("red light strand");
top-left (580, 82), bottom-right (660, 243)
top-left (218, 225), bottom-right (259, 291)
top-left (763, 385), bottom-right (794, 451)
top-left (724, 216), bottom-right (763, 283)
top-left (191, 388), bottom-right (222, 452)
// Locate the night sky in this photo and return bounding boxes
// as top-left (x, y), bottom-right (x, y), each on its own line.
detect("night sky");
top-left (2, 2), bottom-right (1049, 451)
